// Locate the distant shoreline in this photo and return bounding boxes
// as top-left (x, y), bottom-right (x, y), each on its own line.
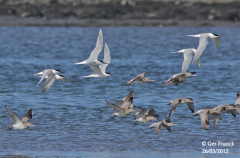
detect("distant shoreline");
top-left (0, 16), bottom-right (239, 27)
top-left (0, 1), bottom-right (239, 27)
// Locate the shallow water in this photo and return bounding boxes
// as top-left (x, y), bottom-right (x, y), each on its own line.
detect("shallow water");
top-left (0, 27), bottom-right (239, 158)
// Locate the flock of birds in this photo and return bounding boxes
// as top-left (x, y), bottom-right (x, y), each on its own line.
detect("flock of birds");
top-left (5, 29), bottom-right (240, 135)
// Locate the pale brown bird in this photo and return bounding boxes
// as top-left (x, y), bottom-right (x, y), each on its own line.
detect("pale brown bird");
top-left (127, 72), bottom-right (155, 86)
top-left (105, 100), bottom-right (135, 118)
top-left (213, 104), bottom-right (236, 117)
top-left (133, 107), bottom-right (158, 124)
top-left (193, 109), bottom-right (221, 130)
top-left (5, 105), bottom-right (36, 130)
top-left (149, 118), bottom-right (177, 135)
top-left (167, 98), bottom-right (194, 117)
top-left (164, 72), bottom-right (196, 85)
top-left (111, 91), bottom-right (135, 110)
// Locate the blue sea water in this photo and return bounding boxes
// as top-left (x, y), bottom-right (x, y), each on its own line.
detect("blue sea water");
top-left (0, 26), bottom-right (239, 158)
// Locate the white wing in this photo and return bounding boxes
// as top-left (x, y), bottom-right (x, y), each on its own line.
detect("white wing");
top-left (60, 77), bottom-right (68, 83)
top-left (212, 38), bottom-right (220, 50)
top-left (192, 49), bottom-right (201, 68)
top-left (88, 29), bottom-right (103, 61)
top-left (5, 105), bottom-right (22, 124)
top-left (42, 70), bottom-right (56, 88)
top-left (181, 50), bottom-right (193, 74)
top-left (99, 43), bottom-right (111, 73)
top-left (90, 65), bottom-right (103, 75)
top-left (195, 57), bottom-right (201, 68)
top-left (36, 69), bottom-right (52, 86)
top-left (192, 35), bottom-right (208, 62)
top-left (42, 76), bottom-right (57, 94)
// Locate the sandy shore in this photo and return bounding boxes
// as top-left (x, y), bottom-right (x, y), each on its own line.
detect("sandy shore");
top-left (0, 16), bottom-right (239, 27)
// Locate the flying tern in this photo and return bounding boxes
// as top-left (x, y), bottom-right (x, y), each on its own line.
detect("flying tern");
top-left (83, 43), bottom-right (114, 78)
top-left (34, 69), bottom-right (64, 86)
top-left (171, 48), bottom-right (207, 74)
top-left (34, 69), bottom-right (66, 94)
top-left (38, 74), bottom-right (68, 94)
top-left (74, 29), bottom-right (107, 65)
top-left (187, 33), bottom-right (221, 62)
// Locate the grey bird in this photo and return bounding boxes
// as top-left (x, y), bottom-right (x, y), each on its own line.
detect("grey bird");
top-left (213, 104), bottom-right (236, 117)
top-left (149, 118), bottom-right (177, 135)
top-left (134, 107), bottom-right (159, 118)
top-left (167, 98), bottom-right (194, 117)
top-left (164, 72), bottom-right (196, 85)
top-left (235, 93), bottom-right (240, 114)
top-left (105, 100), bottom-right (135, 118)
top-left (110, 91), bottom-right (135, 110)
top-left (127, 72), bottom-right (155, 86)
top-left (5, 105), bottom-right (36, 130)
top-left (133, 107), bottom-right (158, 124)
top-left (193, 109), bottom-right (222, 130)
top-left (187, 33), bottom-right (221, 62)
